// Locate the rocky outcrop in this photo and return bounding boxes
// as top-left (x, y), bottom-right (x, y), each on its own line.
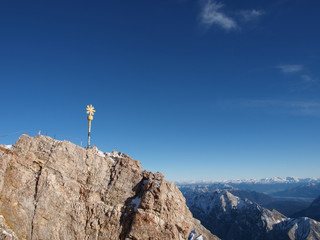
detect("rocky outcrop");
top-left (0, 135), bottom-right (219, 240)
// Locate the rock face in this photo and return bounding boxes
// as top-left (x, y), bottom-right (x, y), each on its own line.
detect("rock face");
top-left (0, 135), bottom-right (219, 240)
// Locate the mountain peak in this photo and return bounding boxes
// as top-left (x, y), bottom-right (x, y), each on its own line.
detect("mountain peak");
top-left (0, 135), bottom-right (219, 240)
top-left (177, 176), bottom-right (320, 185)
top-left (183, 188), bottom-right (320, 240)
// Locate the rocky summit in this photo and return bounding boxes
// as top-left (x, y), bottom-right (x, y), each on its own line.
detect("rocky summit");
top-left (0, 135), bottom-right (219, 240)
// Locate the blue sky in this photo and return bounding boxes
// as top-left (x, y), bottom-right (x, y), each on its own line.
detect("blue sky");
top-left (1, 0), bottom-right (320, 181)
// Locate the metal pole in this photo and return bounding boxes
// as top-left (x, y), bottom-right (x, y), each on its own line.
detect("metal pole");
top-left (88, 119), bottom-right (91, 148)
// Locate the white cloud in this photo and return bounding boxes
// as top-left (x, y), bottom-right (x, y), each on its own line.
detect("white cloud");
top-left (301, 74), bottom-right (317, 83)
top-left (240, 9), bottom-right (265, 21)
top-left (200, 0), bottom-right (237, 31)
top-left (277, 64), bottom-right (303, 73)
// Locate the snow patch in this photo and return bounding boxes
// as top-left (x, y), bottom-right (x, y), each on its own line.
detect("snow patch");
top-left (97, 150), bottom-right (105, 157)
top-left (177, 176), bottom-right (320, 185)
top-left (188, 230), bottom-right (195, 240)
top-left (107, 157), bottom-right (116, 164)
top-left (154, 179), bottom-right (161, 188)
top-left (188, 230), bottom-right (203, 240)
top-left (111, 151), bottom-right (123, 158)
top-left (195, 235), bottom-right (203, 240)
top-left (4, 145), bottom-right (12, 150)
top-left (1, 229), bottom-right (12, 237)
top-left (0, 215), bottom-right (17, 238)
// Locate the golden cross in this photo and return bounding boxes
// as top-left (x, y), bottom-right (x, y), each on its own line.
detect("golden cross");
top-left (86, 104), bottom-right (96, 116)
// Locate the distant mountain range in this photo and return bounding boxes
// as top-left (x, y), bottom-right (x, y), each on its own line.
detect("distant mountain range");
top-left (177, 177), bottom-right (320, 197)
top-left (183, 189), bottom-right (320, 240)
top-left (177, 177), bottom-right (320, 185)
top-left (179, 184), bottom-right (311, 218)
top-left (179, 179), bottom-right (320, 217)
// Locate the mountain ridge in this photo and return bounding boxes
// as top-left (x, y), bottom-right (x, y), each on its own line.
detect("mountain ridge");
top-left (177, 176), bottom-right (320, 185)
top-left (183, 188), bottom-right (320, 240)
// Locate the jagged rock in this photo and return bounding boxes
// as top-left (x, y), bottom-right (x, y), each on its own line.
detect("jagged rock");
top-left (0, 135), bottom-right (219, 240)
top-left (267, 217), bottom-right (320, 240)
top-left (184, 189), bottom-right (286, 240)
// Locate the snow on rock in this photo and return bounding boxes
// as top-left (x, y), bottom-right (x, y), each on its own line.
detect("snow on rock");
top-left (184, 189), bottom-right (288, 240)
top-left (273, 217), bottom-right (320, 239)
top-left (107, 157), bottom-right (116, 164)
top-left (188, 230), bottom-right (196, 240)
top-left (186, 190), bottom-right (247, 215)
top-left (1, 145), bottom-right (13, 150)
top-left (188, 230), bottom-right (204, 240)
top-left (97, 150), bottom-right (105, 157)
top-left (0, 215), bottom-right (18, 240)
top-left (185, 187), bottom-right (320, 240)
top-left (111, 150), bottom-right (123, 158)
top-left (195, 235), bottom-right (204, 240)
top-left (90, 147), bottom-right (123, 165)
top-left (90, 146), bottom-right (107, 158)
top-left (177, 176), bottom-right (320, 185)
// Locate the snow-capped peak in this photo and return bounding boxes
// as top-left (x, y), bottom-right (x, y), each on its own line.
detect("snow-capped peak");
top-left (177, 176), bottom-right (320, 185)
